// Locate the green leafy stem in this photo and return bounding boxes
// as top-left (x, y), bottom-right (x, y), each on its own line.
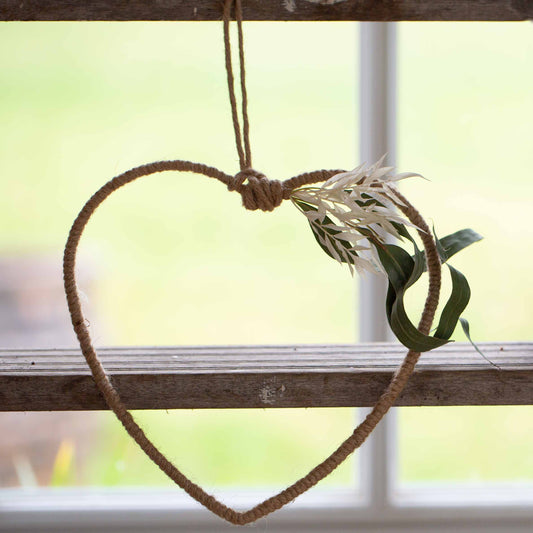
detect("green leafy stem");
top-left (295, 192), bottom-right (483, 352)
top-left (377, 228), bottom-right (482, 352)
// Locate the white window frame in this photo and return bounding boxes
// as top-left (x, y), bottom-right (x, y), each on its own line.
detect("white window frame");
top-left (2, 21), bottom-right (533, 533)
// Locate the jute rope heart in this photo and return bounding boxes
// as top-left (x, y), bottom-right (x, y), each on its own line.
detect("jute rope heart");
top-left (63, 0), bottom-right (441, 525)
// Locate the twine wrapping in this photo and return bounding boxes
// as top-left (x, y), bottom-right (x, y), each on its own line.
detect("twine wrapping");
top-left (63, 0), bottom-right (442, 525)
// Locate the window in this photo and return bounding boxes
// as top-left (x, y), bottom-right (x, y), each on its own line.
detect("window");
top-left (1, 15), bottom-right (532, 533)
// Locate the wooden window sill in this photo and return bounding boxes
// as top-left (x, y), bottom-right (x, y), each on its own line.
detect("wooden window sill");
top-left (1, 342), bottom-right (532, 411)
top-left (1, 1), bottom-right (532, 22)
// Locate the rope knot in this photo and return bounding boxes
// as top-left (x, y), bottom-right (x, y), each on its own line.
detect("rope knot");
top-left (228, 168), bottom-right (285, 212)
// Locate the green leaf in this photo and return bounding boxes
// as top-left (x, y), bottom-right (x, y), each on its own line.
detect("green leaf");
top-left (440, 229), bottom-right (483, 262)
top-left (377, 243), bottom-right (450, 352)
top-left (378, 246), bottom-right (475, 351)
top-left (433, 226), bottom-right (449, 263)
top-left (379, 241), bottom-right (423, 318)
top-left (389, 289), bottom-right (450, 352)
top-left (376, 244), bottom-right (413, 291)
top-left (377, 244), bottom-right (411, 325)
top-left (310, 225), bottom-right (356, 264)
top-left (294, 198), bottom-right (359, 265)
top-left (297, 192), bottom-right (480, 353)
top-left (434, 265), bottom-right (471, 340)
top-left (460, 318), bottom-right (501, 370)
top-left (372, 226), bottom-right (481, 352)
top-left (406, 239), bottom-right (425, 290)
top-left (392, 220), bottom-right (415, 242)
top-left (422, 227), bottom-right (483, 269)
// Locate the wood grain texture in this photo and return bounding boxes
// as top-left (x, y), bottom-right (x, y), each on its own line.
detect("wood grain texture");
top-left (1, 342), bottom-right (532, 411)
top-left (1, 1), bottom-right (532, 21)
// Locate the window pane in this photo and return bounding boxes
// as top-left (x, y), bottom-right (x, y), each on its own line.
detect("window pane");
top-left (396, 22), bottom-right (533, 485)
top-left (399, 406), bottom-right (533, 484)
top-left (0, 22), bottom-right (359, 493)
top-left (0, 409), bottom-right (355, 490)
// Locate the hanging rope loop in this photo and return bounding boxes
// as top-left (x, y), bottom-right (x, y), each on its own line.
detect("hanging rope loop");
top-left (223, 0), bottom-right (253, 171)
top-left (61, 0), bottom-right (444, 525)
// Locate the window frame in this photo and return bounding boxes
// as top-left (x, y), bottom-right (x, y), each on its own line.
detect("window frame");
top-left (2, 19), bottom-right (533, 533)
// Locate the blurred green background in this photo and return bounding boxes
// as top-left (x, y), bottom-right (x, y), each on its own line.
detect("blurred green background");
top-left (0, 21), bottom-right (532, 491)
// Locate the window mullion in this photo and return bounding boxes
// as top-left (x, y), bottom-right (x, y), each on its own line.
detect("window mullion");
top-left (358, 21), bottom-right (398, 512)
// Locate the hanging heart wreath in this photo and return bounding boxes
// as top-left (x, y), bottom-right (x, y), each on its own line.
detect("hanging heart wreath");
top-left (63, 0), bottom-right (481, 525)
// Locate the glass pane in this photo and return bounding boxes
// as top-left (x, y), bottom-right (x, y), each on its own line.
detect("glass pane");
top-left (0, 22), bottom-right (359, 494)
top-left (396, 22), bottom-right (533, 486)
top-left (0, 409), bottom-right (355, 490)
top-left (399, 406), bottom-right (533, 484)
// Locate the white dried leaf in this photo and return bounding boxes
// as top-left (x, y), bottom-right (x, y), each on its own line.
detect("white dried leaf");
top-left (291, 157), bottom-right (423, 275)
